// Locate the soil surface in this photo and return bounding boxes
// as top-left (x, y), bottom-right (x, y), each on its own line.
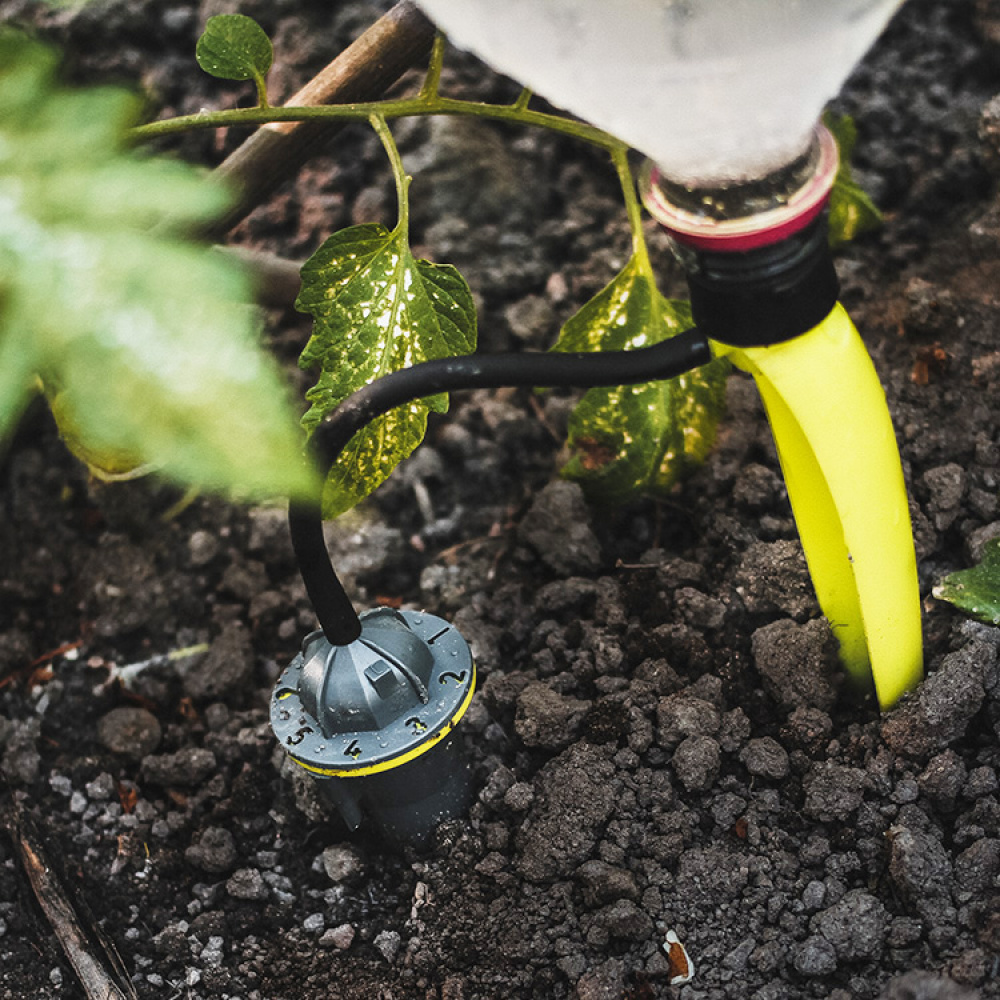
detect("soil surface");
top-left (2, 1), bottom-right (1000, 999)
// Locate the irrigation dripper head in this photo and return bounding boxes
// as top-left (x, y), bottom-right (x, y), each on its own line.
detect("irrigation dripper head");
top-left (270, 607), bottom-right (476, 848)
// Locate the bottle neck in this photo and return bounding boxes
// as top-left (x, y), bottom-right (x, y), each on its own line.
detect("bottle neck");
top-left (651, 141), bottom-right (820, 223)
top-left (640, 123), bottom-right (840, 346)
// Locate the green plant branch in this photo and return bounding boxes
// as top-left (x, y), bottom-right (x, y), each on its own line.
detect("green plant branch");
top-left (613, 146), bottom-right (653, 274)
top-left (419, 33), bottom-right (446, 101)
top-left (370, 113), bottom-right (410, 235)
top-left (131, 94), bottom-right (628, 155)
top-left (512, 87), bottom-right (533, 111)
top-left (252, 68), bottom-right (270, 109)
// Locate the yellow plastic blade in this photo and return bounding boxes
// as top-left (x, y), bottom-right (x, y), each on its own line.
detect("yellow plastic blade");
top-left (715, 303), bottom-right (923, 708)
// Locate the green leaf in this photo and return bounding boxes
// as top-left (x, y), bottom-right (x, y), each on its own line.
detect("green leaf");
top-left (932, 539), bottom-right (1000, 625)
top-left (196, 14), bottom-right (272, 102)
top-left (296, 223), bottom-right (477, 518)
top-left (0, 31), bottom-right (317, 501)
top-left (824, 111), bottom-right (882, 247)
top-left (552, 254), bottom-right (728, 505)
top-left (45, 381), bottom-right (154, 481)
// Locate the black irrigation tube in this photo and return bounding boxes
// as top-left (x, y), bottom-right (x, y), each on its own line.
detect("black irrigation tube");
top-left (290, 328), bottom-right (713, 645)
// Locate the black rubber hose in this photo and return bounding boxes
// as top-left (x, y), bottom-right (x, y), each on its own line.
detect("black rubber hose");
top-left (291, 327), bottom-right (713, 645)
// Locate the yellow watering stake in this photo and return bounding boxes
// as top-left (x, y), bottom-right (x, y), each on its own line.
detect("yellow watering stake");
top-left (641, 123), bottom-right (924, 709)
top-left (716, 305), bottom-right (923, 707)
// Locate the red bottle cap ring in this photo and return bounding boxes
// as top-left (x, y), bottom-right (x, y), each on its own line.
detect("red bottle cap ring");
top-left (641, 124), bottom-right (839, 253)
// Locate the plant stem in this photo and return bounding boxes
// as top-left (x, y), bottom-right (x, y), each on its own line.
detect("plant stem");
top-left (132, 94), bottom-right (627, 155)
top-left (371, 114), bottom-right (410, 235)
top-left (613, 146), bottom-right (652, 272)
top-left (512, 87), bottom-right (532, 111)
top-left (419, 33), bottom-right (446, 101)
top-left (252, 69), bottom-right (270, 109)
top-left (200, 0), bottom-right (434, 240)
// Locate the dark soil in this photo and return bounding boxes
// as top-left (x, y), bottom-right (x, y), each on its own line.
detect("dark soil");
top-left (2, 1), bottom-right (1000, 998)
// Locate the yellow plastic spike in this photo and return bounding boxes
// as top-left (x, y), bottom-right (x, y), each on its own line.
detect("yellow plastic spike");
top-left (714, 303), bottom-right (923, 708)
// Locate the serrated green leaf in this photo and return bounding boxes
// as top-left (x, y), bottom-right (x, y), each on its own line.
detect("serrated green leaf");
top-left (552, 254), bottom-right (728, 505)
top-left (932, 539), bottom-right (1000, 625)
top-left (0, 31), bottom-right (317, 501)
top-left (196, 14), bottom-right (272, 92)
top-left (825, 111), bottom-right (883, 248)
top-left (297, 222), bottom-right (477, 518)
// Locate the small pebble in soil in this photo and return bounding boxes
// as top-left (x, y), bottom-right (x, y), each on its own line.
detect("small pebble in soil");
top-left (592, 899), bottom-right (652, 940)
top-left (802, 880), bottom-right (828, 912)
top-left (320, 924), bottom-right (355, 950)
top-left (96, 706), bottom-right (162, 760)
top-left (752, 618), bottom-right (837, 712)
top-left (922, 463), bottom-right (967, 530)
top-left (186, 826), bottom-right (238, 874)
top-left (142, 747), bottom-right (217, 788)
top-left (574, 860), bottom-right (639, 908)
top-left (793, 934), bottom-right (839, 977)
top-left (514, 681), bottom-right (587, 750)
top-left (739, 737), bottom-right (790, 781)
top-left (504, 294), bottom-right (555, 346)
top-left (85, 772), bottom-right (116, 801)
top-left (962, 765), bottom-right (998, 799)
top-left (374, 929), bottom-right (401, 964)
top-left (954, 837), bottom-right (1000, 899)
top-left (226, 868), bottom-right (269, 901)
top-left (49, 773), bottom-right (71, 796)
top-left (516, 743), bottom-right (616, 882)
top-left (672, 735), bottom-right (721, 792)
top-left (803, 762), bottom-right (869, 821)
top-left (204, 941), bottom-right (225, 969)
top-left (187, 529), bottom-right (220, 567)
top-left (812, 889), bottom-right (888, 962)
top-left (180, 621), bottom-right (253, 701)
top-left (888, 822), bottom-right (954, 917)
top-left (882, 636), bottom-right (996, 761)
top-left (655, 694), bottom-right (720, 748)
top-left (918, 750), bottom-right (967, 810)
top-left (516, 480), bottom-right (602, 576)
top-left (321, 844), bottom-right (364, 884)
top-left (735, 540), bottom-right (818, 621)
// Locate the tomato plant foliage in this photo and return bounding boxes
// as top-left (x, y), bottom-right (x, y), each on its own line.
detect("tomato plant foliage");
top-left (196, 14), bottom-right (274, 106)
top-left (551, 252), bottom-right (728, 505)
top-left (296, 221), bottom-right (477, 518)
top-left (934, 539), bottom-right (1000, 625)
top-left (0, 32), bottom-right (316, 500)
top-left (824, 111), bottom-right (882, 248)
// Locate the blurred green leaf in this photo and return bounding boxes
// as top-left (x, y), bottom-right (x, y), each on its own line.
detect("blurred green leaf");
top-left (0, 31), bottom-right (316, 500)
top-left (825, 111), bottom-right (883, 247)
top-left (296, 223), bottom-right (477, 518)
top-left (45, 381), bottom-right (154, 481)
top-left (932, 539), bottom-right (1000, 624)
top-left (552, 254), bottom-right (728, 505)
top-left (196, 14), bottom-right (273, 102)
